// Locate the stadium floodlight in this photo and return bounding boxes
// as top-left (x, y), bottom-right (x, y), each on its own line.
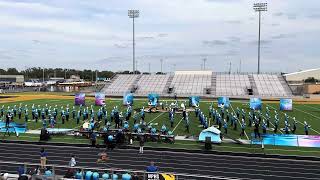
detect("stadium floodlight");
top-left (160, 59), bottom-right (163, 74)
top-left (203, 58), bottom-right (207, 70)
top-left (42, 68), bottom-right (45, 82)
top-left (128, 10), bottom-right (140, 74)
top-left (253, 2), bottom-right (267, 74)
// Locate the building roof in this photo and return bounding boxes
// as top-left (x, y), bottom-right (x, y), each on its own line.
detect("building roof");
top-left (0, 75), bottom-right (24, 78)
top-left (284, 68), bottom-right (320, 76)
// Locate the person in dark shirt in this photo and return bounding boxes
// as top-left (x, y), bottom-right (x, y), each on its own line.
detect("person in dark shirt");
top-left (17, 165), bottom-right (25, 177)
top-left (139, 135), bottom-right (145, 154)
top-left (5, 113), bottom-right (10, 128)
top-left (146, 161), bottom-right (158, 172)
top-left (90, 132), bottom-right (97, 147)
top-left (40, 148), bottom-right (48, 169)
top-left (97, 150), bottom-right (108, 163)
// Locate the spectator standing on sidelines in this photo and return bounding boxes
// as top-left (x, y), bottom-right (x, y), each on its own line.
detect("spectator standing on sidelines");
top-left (69, 154), bottom-right (77, 167)
top-left (146, 161), bottom-right (158, 172)
top-left (17, 165), bottom-right (25, 177)
top-left (90, 132), bottom-right (97, 147)
top-left (97, 151), bottom-right (108, 163)
top-left (139, 135), bottom-right (145, 154)
top-left (40, 148), bottom-right (48, 169)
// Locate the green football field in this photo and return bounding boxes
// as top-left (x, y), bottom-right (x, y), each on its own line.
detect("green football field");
top-left (0, 94), bottom-right (320, 140)
top-left (1, 93), bottom-right (320, 156)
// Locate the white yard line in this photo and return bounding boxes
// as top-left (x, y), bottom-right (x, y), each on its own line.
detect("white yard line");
top-left (302, 104), bottom-right (320, 111)
top-left (260, 114), bottom-right (284, 134)
top-left (293, 107), bottom-right (320, 134)
top-left (267, 104), bottom-right (320, 135)
top-left (147, 112), bottom-right (165, 124)
top-left (172, 117), bottom-right (184, 132)
top-left (230, 104), bottom-right (249, 140)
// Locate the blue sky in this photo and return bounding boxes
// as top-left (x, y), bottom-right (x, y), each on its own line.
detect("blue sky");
top-left (0, 0), bottom-right (319, 73)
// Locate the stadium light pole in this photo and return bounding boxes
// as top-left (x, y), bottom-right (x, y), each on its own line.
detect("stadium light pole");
top-left (42, 68), bottom-right (45, 82)
top-left (160, 59), bottom-right (163, 74)
top-left (136, 60), bottom-right (138, 73)
top-left (203, 58), bottom-right (207, 70)
top-left (128, 10), bottom-right (139, 74)
top-left (253, 2), bottom-right (267, 74)
top-left (95, 70), bottom-right (98, 83)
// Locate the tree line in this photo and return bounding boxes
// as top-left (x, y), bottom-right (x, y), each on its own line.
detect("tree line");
top-left (0, 67), bottom-right (167, 81)
top-left (0, 67), bottom-right (114, 81)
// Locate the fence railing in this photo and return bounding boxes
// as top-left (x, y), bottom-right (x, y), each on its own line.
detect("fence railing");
top-left (0, 160), bottom-right (226, 180)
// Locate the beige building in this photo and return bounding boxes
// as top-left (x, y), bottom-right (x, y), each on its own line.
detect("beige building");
top-left (303, 84), bottom-right (320, 94)
top-left (0, 75), bottom-right (24, 83)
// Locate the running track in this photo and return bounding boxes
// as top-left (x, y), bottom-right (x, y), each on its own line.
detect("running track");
top-left (0, 142), bottom-right (320, 180)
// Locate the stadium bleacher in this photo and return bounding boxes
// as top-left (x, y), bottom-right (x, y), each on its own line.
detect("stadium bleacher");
top-left (102, 71), bottom-right (293, 97)
top-left (135, 75), bottom-right (171, 95)
top-left (216, 74), bottom-right (251, 96)
top-left (103, 74), bottom-right (140, 95)
top-left (169, 71), bottom-right (212, 96)
top-left (253, 74), bottom-right (290, 97)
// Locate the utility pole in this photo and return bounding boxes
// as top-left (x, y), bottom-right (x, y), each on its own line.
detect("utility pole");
top-left (148, 63), bottom-right (151, 74)
top-left (229, 62), bottom-right (232, 74)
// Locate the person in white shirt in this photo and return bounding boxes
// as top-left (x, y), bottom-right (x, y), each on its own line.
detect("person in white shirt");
top-left (69, 154), bottom-right (77, 167)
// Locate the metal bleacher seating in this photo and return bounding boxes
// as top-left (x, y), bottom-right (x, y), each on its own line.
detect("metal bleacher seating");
top-left (253, 74), bottom-right (290, 97)
top-left (135, 75), bottom-right (170, 95)
top-left (104, 74), bottom-right (140, 95)
top-left (102, 72), bottom-right (292, 97)
top-left (216, 74), bottom-right (251, 96)
top-left (170, 71), bottom-right (212, 96)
